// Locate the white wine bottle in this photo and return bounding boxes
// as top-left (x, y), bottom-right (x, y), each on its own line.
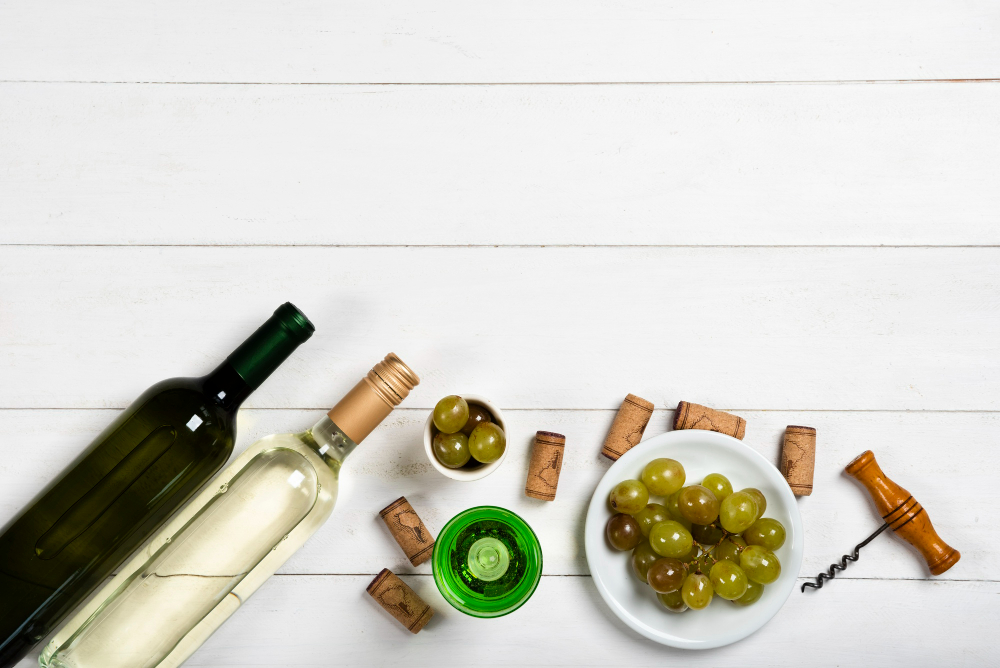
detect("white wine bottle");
top-left (40, 354), bottom-right (419, 668)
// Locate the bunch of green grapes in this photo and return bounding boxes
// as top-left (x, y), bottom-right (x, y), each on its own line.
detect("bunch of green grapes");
top-left (605, 459), bottom-right (785, 613)
top-left (431, 395), bottom-right (506, 468)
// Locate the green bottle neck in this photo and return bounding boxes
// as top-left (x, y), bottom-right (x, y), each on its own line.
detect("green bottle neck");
top-left (225, 303), bottom-right (314, 391)
top-left (203, 362), bottom-right (253, 412)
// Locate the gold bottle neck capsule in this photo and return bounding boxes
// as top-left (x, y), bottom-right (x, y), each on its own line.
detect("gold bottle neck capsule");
top-left (327, 353), bottom-right (419, 444)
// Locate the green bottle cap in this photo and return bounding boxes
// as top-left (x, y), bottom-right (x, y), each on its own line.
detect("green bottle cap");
top-left (227, 302), bottom-right (315, 389)
top-left (432, 506), bottom-right (543, 618)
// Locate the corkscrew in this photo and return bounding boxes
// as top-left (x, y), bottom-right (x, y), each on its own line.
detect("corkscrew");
top-left (802, 450), bottom-right (960, 592)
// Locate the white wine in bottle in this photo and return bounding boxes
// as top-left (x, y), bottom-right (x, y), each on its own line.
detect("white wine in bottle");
top-left (40, 354), bottom-right (419, 668)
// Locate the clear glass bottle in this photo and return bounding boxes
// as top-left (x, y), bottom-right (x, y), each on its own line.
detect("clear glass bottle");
top-left (39, 353), bottom-right (419, 668)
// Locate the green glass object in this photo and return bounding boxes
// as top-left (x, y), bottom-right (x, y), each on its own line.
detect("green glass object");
top-left (432, 506), bottom-right (543, 618)
top-left (0, 303), bottom-right (313, 668)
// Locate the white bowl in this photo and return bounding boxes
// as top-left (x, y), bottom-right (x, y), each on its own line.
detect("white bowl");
top-left (584, 429), bottom-right (804, 649)
top-left (423, 395), bottom-right (508, 481)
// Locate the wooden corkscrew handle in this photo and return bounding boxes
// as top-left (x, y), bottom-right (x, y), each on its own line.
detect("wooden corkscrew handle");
top-left (845, 450), bottom-right (960, 575)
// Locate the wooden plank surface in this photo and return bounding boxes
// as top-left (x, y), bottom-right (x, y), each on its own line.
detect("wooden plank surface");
top-left (186, 577), bottom-right (998, 667)
top-left (1, 82), bottom-right (999, 246)
top-left (2, 1), bottom-right (998, 666)
top-left (1, 1), bottom-right (998, 84)
top-left (12, 575), bottom-right (997, 667)
top-left (2, 246), bottom-right (998, 411)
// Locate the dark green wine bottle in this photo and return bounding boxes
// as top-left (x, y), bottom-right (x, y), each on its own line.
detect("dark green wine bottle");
top-left (0, 303), bottom-right (314, 667)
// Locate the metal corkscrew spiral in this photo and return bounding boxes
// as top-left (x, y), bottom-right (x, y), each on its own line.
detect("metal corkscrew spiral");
top-left (803, 450), bottom-right (959, 593)
top-left (802, 523), bottom-right (889, 591)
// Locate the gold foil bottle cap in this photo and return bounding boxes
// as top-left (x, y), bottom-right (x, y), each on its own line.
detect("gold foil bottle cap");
top-left (328, 353), bottom-right (419, 444)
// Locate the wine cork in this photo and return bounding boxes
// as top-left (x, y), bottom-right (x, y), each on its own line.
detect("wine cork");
top-left (781, 425), bottom-right (816, 496)
top-left (367, 568), bottom-right (434, 634)
top-left (525, 431), bottom-right (566, 501)
top-left (379, 497), bottom-right (435, 566)
top-left (601, 394), bottom-right (655, 460)
top-left (673, 401), bottom-right (746, 440)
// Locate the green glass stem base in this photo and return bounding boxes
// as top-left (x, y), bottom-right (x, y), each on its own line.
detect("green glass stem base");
top-left (432, 506), bottom-right (542, 618)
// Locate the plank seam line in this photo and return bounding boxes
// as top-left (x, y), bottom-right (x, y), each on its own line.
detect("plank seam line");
top-left (1, 79), bottom-right (999, 86)
top-left (3, 407), bottom-right (1000, 414)
top-left (266, 573), bottom-right (997, 582)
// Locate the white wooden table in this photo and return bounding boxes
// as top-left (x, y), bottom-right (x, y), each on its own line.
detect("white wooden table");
top-left (2, 2), bottom-right (998, 666)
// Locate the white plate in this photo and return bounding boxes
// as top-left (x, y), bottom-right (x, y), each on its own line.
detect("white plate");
top-left (584, 429), bottom-right (804, 649)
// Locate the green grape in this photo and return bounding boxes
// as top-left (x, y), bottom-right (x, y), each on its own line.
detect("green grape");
top-left (665, 490), bottom-right (693, 530)
top-left (433, 395), bottom-right (469, 434)
top-left (631, 542), bottom-right (659, 583)
top-left (609, 480), bottom-right (649, 515)
top-left (740, 487), bottom-right (767, 519)
top-left (734, 580), bottom-right (764, 606)
top-left (634, 503), bottom-right (670, 537)
top-left (677, 543), bottom-right (700, 564)
top-left (709, 560), bottom-right (749, 600)
top-left (681, 573), bottom-right (714, 610)
top-left (649, 521), bottom-right (694, 558)
top-left (606, 513), bottom-right (642, 551)
top-left (691, 523), bottom-right (725, 545)
top-left (647, 558), bottom-right (687, 594)
top-left (719, 491), bottom-right (758, 533)
top-left (688, 547), bottom-right (715, 574)
top-left (432, 432), bottom-right (470, 468)
top-left (744, 518), bottom-right (786, 550)
top-left (460, 403), bottom-right (493, 435)
top-left (702, 473), bottom-right (733, 501)
top-left (716, 535), bottom-right (747, 564)
top-left (740, 545), bottom-right (781, 585)
top-left (678, 485), bottom-right (720, 525)
top-left (641, 458), bottom-right (686, 496)
top-left (468, 422), bottom-right (506, 463)
top-left (657, 589), bottom-right (688, 613)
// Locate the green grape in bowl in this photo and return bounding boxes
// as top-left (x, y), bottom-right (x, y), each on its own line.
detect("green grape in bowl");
top-left (665, 490), bottom-right (693, 530)
top-left (734, 580), bottom-right (765, 606)
top-left (678, 485), bottom-right (720, 525)
top-left (461, 403), bottom-right (492, 435)
top-left (740, 487), bottom-right (767, 519)
top-left (702, 473), bottom-right (733, 501)
top-left (469, 422), bottom-right (506, 463)
top-left (677, 542), bottom-right (700, 564)
top-left (740, 545), bottom-right (781, 585)
top-left (744, 518), bottom-right (786, 551)
top-left (647, 558), bottom-right (687, 594)
top-left (657, 589), bottom-right (688, 613)
top-left (649, 521), bottom-right (694, 559)
top-left (688, 547), bottom-right (715, 576)
top-left (681, 572), bottom-right (714, 610)
top-left (716, 535), bottom-right (747, 564)
top-left (642, 458), bottom-right (686, 495)
top-left (433, 395), bottom-right (469, 434)
top-left (433, 432), bottom-right (471, 469)
top-left (709, 560), bottom-right (748, 601)
top-left (631, 542), bottom-right (660, 583)
top-left (606, 514), bottom-right (642, 551)
top-left (719, 490), bottom-right (758, 533)
top-left (609, 480), bottom-right (649, 515)
top-left (691, 523), bottom-right (725, 546)
top-left (634, 503), bottom-right (671, 537)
